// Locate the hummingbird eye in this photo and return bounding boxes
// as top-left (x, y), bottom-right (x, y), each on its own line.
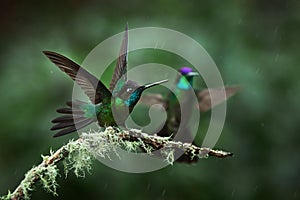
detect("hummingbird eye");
top-left (126, 88), bottom-right (133, 92)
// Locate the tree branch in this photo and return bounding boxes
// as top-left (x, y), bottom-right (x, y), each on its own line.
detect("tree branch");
top-left (1, 127), bottom-right (232, 200)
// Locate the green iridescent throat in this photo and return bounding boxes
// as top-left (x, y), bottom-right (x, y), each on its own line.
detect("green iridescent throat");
top-left (176, 76), bottom-right (193, 90)
top-left (124, 89), bottom-right (142, 106)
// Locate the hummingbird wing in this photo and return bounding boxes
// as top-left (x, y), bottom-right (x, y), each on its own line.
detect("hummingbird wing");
top-left (138, 93), bottom-right (167, 109)
top-left (197, 86), bottom-right (241, 112)
top-left (43, 51), bottom-right (112, 104)
top-left (109, 24), bottom-right (128, 93)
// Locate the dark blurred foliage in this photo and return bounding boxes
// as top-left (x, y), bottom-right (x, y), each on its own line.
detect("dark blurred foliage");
top-left (0, 0), bottom-right (300, 199)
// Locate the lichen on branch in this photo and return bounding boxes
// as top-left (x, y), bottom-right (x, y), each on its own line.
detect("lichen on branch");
top-left (1, 127), bottom-right (233, 200)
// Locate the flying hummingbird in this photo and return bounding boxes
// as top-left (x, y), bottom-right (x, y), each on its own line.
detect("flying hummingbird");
top-left (44, 25), bottom-right (168, 137)
top-left (140, 67), bottom-right (240, 162)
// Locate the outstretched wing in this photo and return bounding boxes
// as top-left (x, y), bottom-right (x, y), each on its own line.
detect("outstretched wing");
top-left (197, 86), bottom-right (241, 112)
top-left (109, 23), bottom-right (128, 93)
top-left (138, 93), bottom-right (167, 109)
top-left (43, 51), bottom-right (112, 104)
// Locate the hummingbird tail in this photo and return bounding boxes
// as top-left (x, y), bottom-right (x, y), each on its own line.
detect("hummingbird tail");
top-left (51, 100), bottom-right (96, 137)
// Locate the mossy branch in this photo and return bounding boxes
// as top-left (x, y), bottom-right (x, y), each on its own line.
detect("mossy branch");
top-left (1, 127), bottom-right (233, 200)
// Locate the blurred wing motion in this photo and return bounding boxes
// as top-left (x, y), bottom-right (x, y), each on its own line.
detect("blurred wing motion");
top-left (197, 86), bottom-right (241, 112)
top-left (109, 24), bottom-right (128, 93)
top-left (138, 93), bottom-right (167, 109)
top-left (139, 86), bottom-right (241, 112)
top-left (43, 51), bottom-right (112, 104)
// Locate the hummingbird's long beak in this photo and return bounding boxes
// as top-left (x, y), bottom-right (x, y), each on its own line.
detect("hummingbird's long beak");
top-left (143, 79), bottom-right (168, 90)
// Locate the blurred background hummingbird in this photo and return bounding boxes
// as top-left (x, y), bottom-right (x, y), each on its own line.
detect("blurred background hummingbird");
top-left (140, 66), bottom-right (240, 162)
top-left (44, 25), bottom-right (167, 137)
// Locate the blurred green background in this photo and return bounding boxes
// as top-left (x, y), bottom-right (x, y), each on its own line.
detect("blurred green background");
top-left (0, 0), bottom-right (299, 199)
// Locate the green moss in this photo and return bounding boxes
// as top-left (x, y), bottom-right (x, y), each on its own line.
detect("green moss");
top-left (0, 191), bottom-right (11, 200)
top-left (63, 139), bottom-right (94, 178)
top-left (37, 164), bottom-right (59, 196)
top-left (161, 148), bottom-right (175, 165)
top-left (3, 127), bottom-right (224, 199)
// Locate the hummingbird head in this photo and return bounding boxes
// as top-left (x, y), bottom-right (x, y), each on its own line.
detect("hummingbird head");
top-left (177, 67), bottom-right (199, 90)
top-left (115, 79), bottom-right (168, 110)
top-left (179, 67), bottom-right (199, 77)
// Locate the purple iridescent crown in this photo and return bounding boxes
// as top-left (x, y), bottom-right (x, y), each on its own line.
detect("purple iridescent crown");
top-left (179, 67), bottom-right (193, 75)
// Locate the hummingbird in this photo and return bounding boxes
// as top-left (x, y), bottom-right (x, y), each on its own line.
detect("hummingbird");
top-left (44, 25), bottom-right (168, 137)
top-left (140, 67), bottom-right (240, 162)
